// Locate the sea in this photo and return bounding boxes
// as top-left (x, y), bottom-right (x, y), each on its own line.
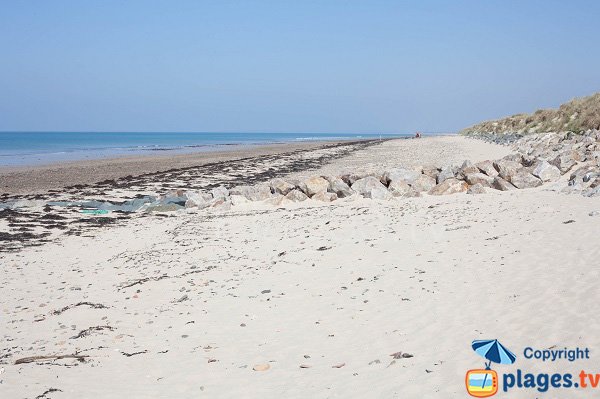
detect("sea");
top-left (0, 132), bottom-right (412, 167)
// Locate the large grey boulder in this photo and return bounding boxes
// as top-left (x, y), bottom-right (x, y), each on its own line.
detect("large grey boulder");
top-left (230, 195), bottom-right (250, 206)
top-left (210, 186), bottom-right (229, 199)
top-left (510, 171), bottom-right (543, 189)
top-left (458, 160), bottom-right (480, 178)
top-left (285, 189), bottom-right (309, 202)
top-left (532, 160), bottom-right (561, 182)
top-left (270, 178), bottom-right (295, 195)
top-left (410, 174), bottom-right (437, 191)
top-left (312, 192), bottom-right (338, 202)
top-left (328, 178), bottom-right (354, 198)
top-left (491, 177), bottom-right (516, 191)
top-left (467, 183), bottom-right (486, 195)
top-left (342, 172), bottom-right (374, 186)
top-left (230, 184), bottom-right (272, 201)
top-left (421, 165), bottom-right (440, 180)
top-left (437, 166), bottom-right (455, 183)
top-left (493, 159), bottom-right (522, 182)
top-left (382, 168), bottom-right (420, 185)
top-left (264, 194), bottom-right (292, 206)
top-left (475, 160), bottom-right (499, 177)
top-left (568, 165), bottom-right (600, 189)
top-left (549, 153), bottom-right (576, 174)
top-left (303, 176), bottom-right (329, 197)
top-left (464, 172), bottom-right (494, 187)
top-left (352, 176), bottom-right (391, 199)
top-left (185, 191), bottom-right (213, 208)
top-left (388, 180), bottom-right (420, 197)
top-left (428, 178), bottom-right (468, 195)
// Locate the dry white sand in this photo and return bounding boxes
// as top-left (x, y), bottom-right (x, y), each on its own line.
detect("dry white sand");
top-left (1, 136), bottom-right (598, 398)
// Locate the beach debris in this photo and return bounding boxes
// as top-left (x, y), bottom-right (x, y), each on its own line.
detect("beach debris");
top-left (563, 219), bottom-right (576, 224)
top-left (589, 210), bottom-right (600, 216)
top-left (70, 325), bottom-right (115, 339)
top-left (299, 364), bottom-right (312, 368)
top-left (121, 350), bottom-right (148, 357)
top-left (35, 388), bottom-right (63, 399)
top-left (175, 294), bottom-right (189, 303)
top-left (51, 302), bottom-right (109, 315)
top-left (15, 354), bottom-right (89, 365)
top-left (80, 209), bottom-right (110, 215)
top-left (390, 351), bottom-right (414, 359)
top-left (253, 364), bottom-right (270, 371)
top-left (332, 363), bottom-right (345, 368)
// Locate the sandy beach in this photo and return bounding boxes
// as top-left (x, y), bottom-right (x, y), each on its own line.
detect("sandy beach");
top-left (2, 135), bottom-right (599, 398)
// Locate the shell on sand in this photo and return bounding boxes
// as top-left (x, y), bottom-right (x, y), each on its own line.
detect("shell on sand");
top-left (253, 364), bottom-right (270, 371)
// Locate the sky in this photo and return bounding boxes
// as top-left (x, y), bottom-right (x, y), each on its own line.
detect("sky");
top-left (1, 0), bottom-right (599, 133)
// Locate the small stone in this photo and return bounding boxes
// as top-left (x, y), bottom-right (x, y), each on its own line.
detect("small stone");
top-left (299, 364), bottom-right (312, 368)
top-left (253, 364), bottom-right (270, 371)
top-left (589, 211), bottom-right (600, 217)
top-left (332, 363), bottom-right (345, 368)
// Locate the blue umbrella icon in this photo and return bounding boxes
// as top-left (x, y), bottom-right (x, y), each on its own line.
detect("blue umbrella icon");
top-left (472, 339), bottom-right (516, 389)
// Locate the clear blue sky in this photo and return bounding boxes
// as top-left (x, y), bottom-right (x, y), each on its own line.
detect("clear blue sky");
top-left (1, 0), bottom-right (599, 133)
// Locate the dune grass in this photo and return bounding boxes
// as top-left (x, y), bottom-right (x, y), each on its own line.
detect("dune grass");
top-left (460, 92), bottom-right (600, 136)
